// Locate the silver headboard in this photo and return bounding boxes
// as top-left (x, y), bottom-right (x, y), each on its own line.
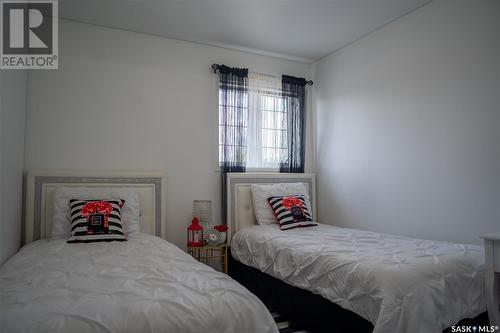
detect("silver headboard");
top-left (226, 173), bottom-right (316, 240)
top-left (24, 171), bottom-right (167, 244)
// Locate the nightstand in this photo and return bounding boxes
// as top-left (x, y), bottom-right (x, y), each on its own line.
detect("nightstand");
top-left (187, 244), bottom-right (228, 274)
top-left (481, 232), bottom-right (500, 326)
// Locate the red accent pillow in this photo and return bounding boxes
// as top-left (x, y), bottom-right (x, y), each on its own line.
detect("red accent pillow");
top-left (267, 195), bottom-right (317, 230)
top-left (67, 199), bottom-right (126, 243)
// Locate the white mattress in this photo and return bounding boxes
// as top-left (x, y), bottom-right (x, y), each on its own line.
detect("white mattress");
top-left (231, 224), bottom-right (485, 333)
top-left (0, 233), bottom-right (278, 333)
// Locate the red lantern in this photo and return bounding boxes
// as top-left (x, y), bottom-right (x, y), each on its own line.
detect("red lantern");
top-left (187, 217), bottom-right (204, 247)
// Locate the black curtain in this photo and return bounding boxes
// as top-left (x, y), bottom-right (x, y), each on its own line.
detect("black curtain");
top-left (217, 64), bottom-right (248, 224)
top-left (280, 75), bottom-right (307, 173)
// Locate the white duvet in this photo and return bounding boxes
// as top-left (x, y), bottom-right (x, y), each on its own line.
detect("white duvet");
top-left (231, 224), bottom-right (485, 333)
top-left (0, 233), bottom-right (277, 333)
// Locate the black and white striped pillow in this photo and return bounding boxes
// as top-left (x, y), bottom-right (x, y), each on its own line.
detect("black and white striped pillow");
top-left (67, 199), bottom-right (127, 243)
top-left (267, 195), bottom-right (317, 230)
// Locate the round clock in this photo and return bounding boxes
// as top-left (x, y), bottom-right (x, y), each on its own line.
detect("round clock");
top-left (206, 229), bottom-right (223, 246)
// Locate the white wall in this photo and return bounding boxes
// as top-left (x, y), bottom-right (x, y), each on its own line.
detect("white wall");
top-left (314, 0), bottom-right (500, 244)
top-left (25, 20), bottom-right (311, 249)
top-left (0, 70), bottom-right (27, 264)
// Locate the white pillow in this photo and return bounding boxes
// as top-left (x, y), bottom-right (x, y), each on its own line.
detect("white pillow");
top-left (250, 183), bottom-right (312, 225)
top-left (51, 186), bottom-right (141, 239)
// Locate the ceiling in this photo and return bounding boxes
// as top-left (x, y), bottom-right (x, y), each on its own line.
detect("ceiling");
top-left (60, 0), bottom-right (430, 63)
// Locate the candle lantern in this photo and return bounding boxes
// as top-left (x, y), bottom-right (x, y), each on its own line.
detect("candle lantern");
top-left (187, 217), bottom-right (204, 247)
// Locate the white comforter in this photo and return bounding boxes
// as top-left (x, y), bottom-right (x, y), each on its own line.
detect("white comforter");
top-left (0, 233), bottom-right (277, 333)
top-left (231, 224), bottom-right (485, 333)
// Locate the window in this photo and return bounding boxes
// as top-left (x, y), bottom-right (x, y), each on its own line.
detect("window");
top-left (217, 67), bottom-right (306, 173)
top-left (255, 92), bottom-right (288, 168)
top-left (219, 72), bottom-right (290, 170)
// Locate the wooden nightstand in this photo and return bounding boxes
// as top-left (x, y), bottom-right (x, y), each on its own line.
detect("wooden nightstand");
top-left (187, 244), bottom-right (228, 274)
top-left (481, 232), bottom-right (500, 326)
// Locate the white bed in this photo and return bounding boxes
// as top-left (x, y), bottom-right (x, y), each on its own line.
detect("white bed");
top-left (0, 171), bottom-right (278, 333)
top-left (227, 173), bottom-right (486, 333)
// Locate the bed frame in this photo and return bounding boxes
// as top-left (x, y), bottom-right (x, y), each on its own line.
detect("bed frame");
top-left (226, 172), bottom-right (489, 333)
top-left (24, 171), bottom-right (167, 244)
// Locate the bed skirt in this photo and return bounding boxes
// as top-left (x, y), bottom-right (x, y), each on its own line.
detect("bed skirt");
top-left (228, 248), bottom-right (489, 333)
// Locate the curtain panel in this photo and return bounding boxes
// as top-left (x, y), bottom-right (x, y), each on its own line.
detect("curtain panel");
top-left (218, 65), bottom-right (249, 172)
top-left (280, 75), bottom-right (307, 173)
top-left (217, 65), bottom-right (248, 225)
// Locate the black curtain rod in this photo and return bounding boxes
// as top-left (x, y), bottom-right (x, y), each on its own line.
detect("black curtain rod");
top-left (211, 63), bottom-right (313, 86)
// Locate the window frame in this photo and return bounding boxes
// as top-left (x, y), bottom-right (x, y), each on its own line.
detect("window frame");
top-left (218, 85), bottom-right (291, 171)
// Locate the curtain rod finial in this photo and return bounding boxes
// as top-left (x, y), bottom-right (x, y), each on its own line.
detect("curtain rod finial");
top-left (307, 80), bottom-right (314, 86)
top-left (211, 64), bottom-right (219, 73)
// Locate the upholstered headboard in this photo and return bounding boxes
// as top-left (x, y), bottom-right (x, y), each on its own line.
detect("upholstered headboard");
top-left (24, 171), bottom-right (166, 244)
top-left (226, 173), bottom-right (316, 240)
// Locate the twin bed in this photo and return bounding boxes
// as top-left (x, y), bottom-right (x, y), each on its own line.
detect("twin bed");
top-left (226, 173), bottom-right (487, 333)
top-left (0, 171), bottom-right (488, 333)
top-left (0, 172), bottom-right (277, 333)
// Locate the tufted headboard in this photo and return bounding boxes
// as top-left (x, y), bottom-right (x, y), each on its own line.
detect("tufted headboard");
top-left (24, 171), bottom-right (166, 244)
top-left (226, 173), bottom-right (316, 240)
